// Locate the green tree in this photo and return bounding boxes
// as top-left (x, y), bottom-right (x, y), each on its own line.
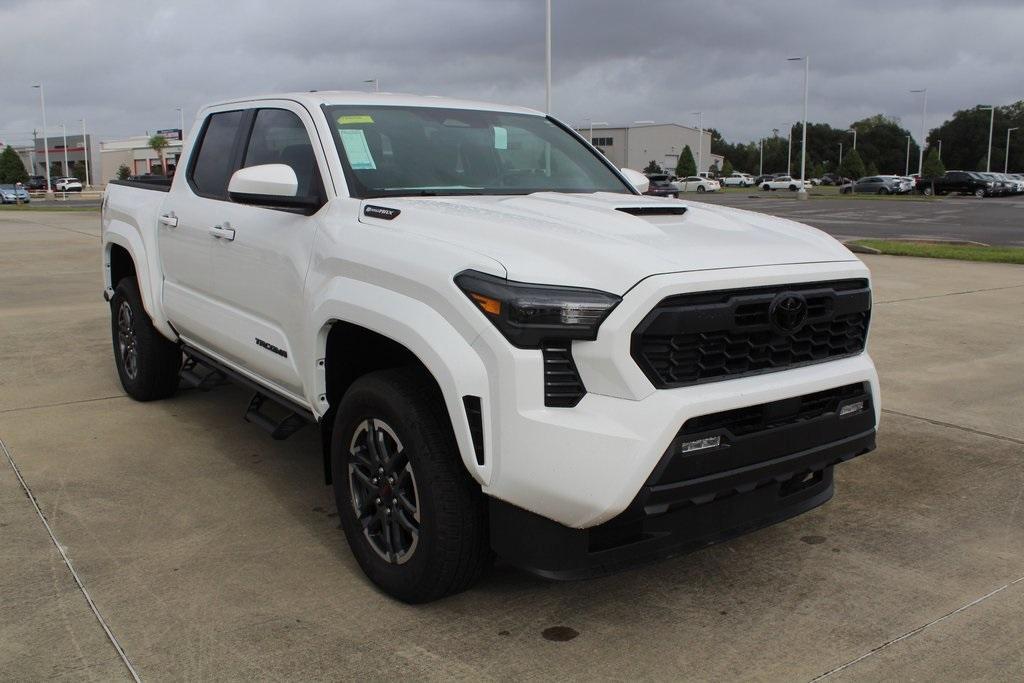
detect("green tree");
top-left (921, 147), bottom-right (945, 177)
top-left (148, 134), bottom-right (169, 176)
top-left (675, 145), bottom-right (696, 177)
top-left (811, 161), bottom-right (825, 178)
top-left (721, 159), bottom-right (734, 176)
top-left (928, 101), bottom-right (1024, 173)
top-left (838, 148), bottom-right (866, 179)
top-left (865, 161), bottom-right (879, 176)
top-left (70, 161), bottom-right (87, 182)
top-left (116, 164), bottom-right (132, 180)
top-left (708, 162), bottom-right (720, 176)
top-left (0, 146), bottom-right (29, 184)
top-left (643, 159), bottom-right (662, 175)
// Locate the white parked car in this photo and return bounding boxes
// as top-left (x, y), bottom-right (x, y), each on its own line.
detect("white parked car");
top-left (102, 91), bottom-right (878, 601)
top-left (55, 177), bottom-right (83, 192)
top-left (721, 173), bottom-right (755, 187)
top-left (760, 175), bottom-right (806, 191)
top-left (675, 175), bottom-right (721, 193)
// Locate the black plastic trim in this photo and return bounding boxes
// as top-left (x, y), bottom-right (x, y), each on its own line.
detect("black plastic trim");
top-left (108, 178), bottom-right (171, 192)
top-left (462, 395), bottom-right (485, 466)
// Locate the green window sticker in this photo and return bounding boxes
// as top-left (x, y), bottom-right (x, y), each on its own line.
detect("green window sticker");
top-left (494, 126), bottom-right (508, 150)
top-left (337, 115), bottom-right (374, 125)
top-left (340, 129), bottom-right (377, 170)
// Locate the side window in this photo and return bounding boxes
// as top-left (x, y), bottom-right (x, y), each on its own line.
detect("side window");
top-left (190, 110), bottom-right (244, 199)
top-left (242, 108), bottom-right (321, 200)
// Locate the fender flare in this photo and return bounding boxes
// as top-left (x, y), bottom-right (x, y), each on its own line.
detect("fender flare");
top-left (311, 278), bottom-right (493, 485)
top-left (103, 226), bottom-right (175, 340)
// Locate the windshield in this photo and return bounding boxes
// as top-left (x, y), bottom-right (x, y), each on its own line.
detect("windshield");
top-left (324, 105), bottom-right (632, 198)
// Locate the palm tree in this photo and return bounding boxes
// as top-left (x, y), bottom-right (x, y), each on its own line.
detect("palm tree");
top-left (148, 134), bottom-right (169, 175)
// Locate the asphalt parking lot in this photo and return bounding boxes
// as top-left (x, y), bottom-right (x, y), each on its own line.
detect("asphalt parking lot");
top-left (2, 210), bottom-right (1024, 680)
top-left (691, 192), bottom-right (1024, 246)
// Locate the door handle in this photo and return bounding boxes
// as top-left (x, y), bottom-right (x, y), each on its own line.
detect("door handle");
top-left (159, 213), bottom-right (178, 228)
top-left (209, 224), bottom-right (235, 241)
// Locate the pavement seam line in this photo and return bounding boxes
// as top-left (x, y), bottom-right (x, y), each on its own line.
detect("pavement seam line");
top-left (875, 283), bottom-right (1024, 305)
top-left (809, 574), bottom-right (1024, 681)
top-left (0, 437), bottom-right (142, 683)
top-left (0, 394), bottom-right (129, 416)
top-left (882, 408), bottom-right (1024, 446)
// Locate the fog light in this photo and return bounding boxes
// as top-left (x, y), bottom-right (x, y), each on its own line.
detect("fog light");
top-left (840, 401), bottom-right (865, 417)
top-left (680, 435), bottom-right (721, 454)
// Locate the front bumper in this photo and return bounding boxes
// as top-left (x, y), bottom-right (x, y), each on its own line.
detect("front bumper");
top-left (490, 382), bottom-right (876, 578)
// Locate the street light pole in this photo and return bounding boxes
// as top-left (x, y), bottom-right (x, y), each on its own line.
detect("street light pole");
top-left (983, 106), bottom-right (995, 172)
top-left (176, 107), bottom-right (185, 135)
top-left (787, 56), bottom-right (809, 198)
top-left (787, 127), bottom-right (792, 176)
top-left (545, 0), bottom-right (551, 113)
top-left (759, 138), bottom-right (763, 176)
top-left (692, 111), bottom-right (703, 175)
top-left (910, 89), bottom-right (927, 175)
top-left (81, 119), bottom-right (90, 188)
top-left (848, 128), bottom-right (857, 150)
top-left (839, 142), bottom-right (843, 167)
top-left (905, 135), bottom-right (911, 176)
top-left (937, 139), bottom-right (942, 161)
top-left (1006, 127), bottom-right (1019, 173)
top-left (61, 123), bottom-right (69, 177)
top-left (32, 84), bottom-right (51, 192)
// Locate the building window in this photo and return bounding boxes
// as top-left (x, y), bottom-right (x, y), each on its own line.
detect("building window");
top-left (592, 136), bottom-right (613, 147)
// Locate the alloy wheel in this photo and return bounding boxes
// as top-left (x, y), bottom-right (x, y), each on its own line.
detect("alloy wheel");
top-left (348, 418), bottom-right (420, 564)
top-left (116, 300), bottom-right (139, 380)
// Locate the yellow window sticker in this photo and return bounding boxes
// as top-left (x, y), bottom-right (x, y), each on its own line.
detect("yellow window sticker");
top-left (337, 115), bottom-right (374, 125)
top-left (340, 129), bottom-right (377, 170)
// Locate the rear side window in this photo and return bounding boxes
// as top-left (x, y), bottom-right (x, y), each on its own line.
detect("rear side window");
top-left (190, 110), bottom-right (244, 198)
top-left (242, 109), bottom-right (322, 200)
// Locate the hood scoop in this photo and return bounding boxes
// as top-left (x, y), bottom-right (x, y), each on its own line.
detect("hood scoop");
top-left (615, 205), bottom-right (687, 216)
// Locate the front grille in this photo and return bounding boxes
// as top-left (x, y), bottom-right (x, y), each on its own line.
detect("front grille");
top-left (632, 280), bottom-right (870, 389)
top-left (542, 344), bottom-right (586, 407)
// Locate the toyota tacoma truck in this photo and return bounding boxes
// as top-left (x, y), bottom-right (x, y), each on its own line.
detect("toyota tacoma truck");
top-left (102, 92), bottom-right (879, 602)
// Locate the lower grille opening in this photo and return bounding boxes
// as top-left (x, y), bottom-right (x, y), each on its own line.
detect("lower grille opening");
top-left (542, 344), bottom-right (586, 407)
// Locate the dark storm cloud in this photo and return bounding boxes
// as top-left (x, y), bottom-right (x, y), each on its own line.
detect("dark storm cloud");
top-left (1, 0), bottom-right (1022, 147)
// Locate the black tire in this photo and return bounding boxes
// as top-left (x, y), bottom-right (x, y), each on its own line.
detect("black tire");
top-left (332, 368), bottom-right (489, 603)
top-left (109, 278), bottom-right (181, 401)
top-left (762, 184), bottom-right (770, 191)
top-left (696, 186), bottom-right (705, 193)
top-left (789, 185), bottom-right (798, 191)
top-left (974, 188), bottom-right (985, 198)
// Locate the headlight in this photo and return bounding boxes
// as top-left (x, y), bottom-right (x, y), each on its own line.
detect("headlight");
top-left (455, 270), bottom-right (621, 349)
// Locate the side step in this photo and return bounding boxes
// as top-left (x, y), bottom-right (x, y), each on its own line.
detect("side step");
top-left (245, 392), bottom-right (309, 440)
top-left (180, 345), bottom-right (315, 441)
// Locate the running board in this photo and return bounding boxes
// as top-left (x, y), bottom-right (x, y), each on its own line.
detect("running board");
top-left (180, 344), bottom-right (315, 441)
top-left (245, 392), bottom-right (309, 440)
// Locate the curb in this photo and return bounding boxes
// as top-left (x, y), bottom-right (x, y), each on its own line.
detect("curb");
top-left (844, 242), bottom-right (881, 255)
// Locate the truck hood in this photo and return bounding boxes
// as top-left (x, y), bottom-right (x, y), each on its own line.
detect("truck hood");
top-left (360, 192), bottom-right (858, 293)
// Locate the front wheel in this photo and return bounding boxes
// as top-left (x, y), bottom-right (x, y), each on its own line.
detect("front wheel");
top-left (974, 188), bottom-right (985, 198)
top-left (789, 185), bottom-right (798, 191)
top-left (332, 368), bottom-right (489, 603)
top-left (109, 278), bottom-right (181, 400)
top-left (762, 184), bottom-right (771, 191)
top-left (696, 186), bottom-right (706, 193)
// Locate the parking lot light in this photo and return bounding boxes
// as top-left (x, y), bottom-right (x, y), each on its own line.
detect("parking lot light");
top-left (61, 123), bottom-right (69, 178)
top-left (32, 84), bottom-right (50, 192)
top-left (848, 127), bottom-right (857, 150)
top-left (905, 135), bottom-right (911, 176)
top-left (787, 57), bottom-right (809, 198)
top-left (1005, 127), bottom-right (1017, 173)
top-left (692, 111), bottom-right (703, 175)
top-left (910, 89), bottom-right (927, 175)
top-left (981, 106), bottom-right (995, 172)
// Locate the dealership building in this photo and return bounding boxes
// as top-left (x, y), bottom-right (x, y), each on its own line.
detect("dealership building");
top-left (15, 133), bottom-right (96, 183)
top-left (99, 129), bottom-right (184, 183)
top-left (573, 122), bottom-right (722, 175)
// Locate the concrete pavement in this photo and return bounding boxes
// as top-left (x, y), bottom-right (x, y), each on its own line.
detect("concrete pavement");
top-left (1, 211), bottom-right (1023, 680)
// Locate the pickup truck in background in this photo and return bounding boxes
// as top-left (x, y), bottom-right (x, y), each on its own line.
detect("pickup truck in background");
top-left (102, 92), bottom-right (879, 602)
top-left (917, 170), bottom-right (994, 197)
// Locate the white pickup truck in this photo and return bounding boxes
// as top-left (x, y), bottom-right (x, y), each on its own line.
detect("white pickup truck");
top-left (102, 92), bottom-right (879, 602)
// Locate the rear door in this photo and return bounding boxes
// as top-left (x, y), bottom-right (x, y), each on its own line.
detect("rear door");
top-left (158, 108), bottom-right (247, 347)
top-left (201, 103), bottom-right (329, 397)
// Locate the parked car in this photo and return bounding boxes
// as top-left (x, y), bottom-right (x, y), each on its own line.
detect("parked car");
top-left (54, 177), bottom-right (83, 192)
top-left (917, 171), bottom-right (994, 197)
top-left (840, 176), bottom-right (903, 195)
top-left (0, 184), bottom-right (31, 203)
top-left (675, 175), bottom-right (721, 193)
top-left (644, 173), bottom-right (679, 198)
top-left (26, 175), bottom-right (48, 191)
top-left (1002, 173), bottom-right (1024, 194)
top-left (820, 173), bottom-right (843, 186)
top-left (760, 175), bottom-right (805, 191)
top-left (102, 91), bottom-right (879, 602)
top-left (721, 172), bottom-right (755, 187)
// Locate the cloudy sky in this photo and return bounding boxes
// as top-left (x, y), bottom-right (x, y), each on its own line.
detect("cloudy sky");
top-left (1, 0), bottom-right (1021, 147)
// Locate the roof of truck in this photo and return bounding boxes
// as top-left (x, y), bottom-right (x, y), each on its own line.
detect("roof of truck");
top-left (199, 91), bottom-right (545, 116)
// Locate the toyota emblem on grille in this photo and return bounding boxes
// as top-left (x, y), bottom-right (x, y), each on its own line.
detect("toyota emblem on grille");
top-left (769, 292), bottom-right (808, 333)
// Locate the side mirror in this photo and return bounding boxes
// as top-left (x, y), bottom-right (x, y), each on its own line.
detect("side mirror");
top-left (620, 168), bottom-right (650, 194)
top-left (228, 164), bottom-right (317, 210)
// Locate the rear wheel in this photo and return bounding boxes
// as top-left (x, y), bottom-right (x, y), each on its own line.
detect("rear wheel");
top-left (762, 184), bottom-right (770, 191)
top-left (974, 188), bottom-right (985, 198)
top-left (696, 186), bottom-right (705, 193)
top-left (109, 278), bottom-right (181, 400)
top-left (789, 184), bottom-right (798, 191)
top-left (332, 368), bottom-right (489, 602)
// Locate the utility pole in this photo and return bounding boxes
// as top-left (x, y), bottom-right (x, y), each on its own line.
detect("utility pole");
top-left (32, 84), bottom-right (51, 192)
top-left (1006, 127), bottom-right (1018, 173)
top-left (545, 0), bottom-right (551, 113)
top-left (787, 56), bottom-right (809, 198)
top-left (81, 119), bottom-right (90, 188)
